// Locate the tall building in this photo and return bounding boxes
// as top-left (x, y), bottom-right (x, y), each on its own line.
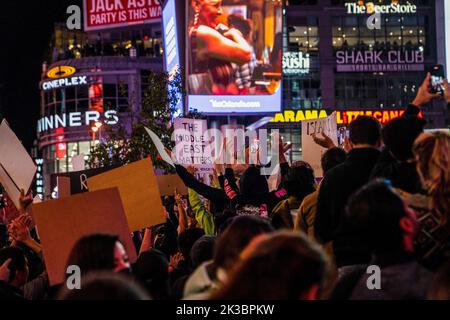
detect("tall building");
top-left (271, 0), bottom-right (449, 161)
top-left (36, 1), bottom-right (164, 199)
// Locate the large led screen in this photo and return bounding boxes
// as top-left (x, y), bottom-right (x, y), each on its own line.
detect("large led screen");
top-left (186, 0), bottom-right (283, 114)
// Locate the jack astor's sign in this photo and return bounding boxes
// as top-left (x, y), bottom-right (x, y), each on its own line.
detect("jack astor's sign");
top-left (336, 50), bottom-right (424, 72)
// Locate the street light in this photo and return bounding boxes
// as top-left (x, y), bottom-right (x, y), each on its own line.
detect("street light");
top-left (91, 121), bottom-right (103, 143)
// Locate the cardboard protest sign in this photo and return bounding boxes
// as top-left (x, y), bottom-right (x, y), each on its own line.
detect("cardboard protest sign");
top-left (174, 118), bottom-right (213, 173)
top-left (157, 174), bottom-right (188, 196)
top-left (301, 112), bottom-right (338, 177)
top-left (88, 158), bottom-right (166, 231)
top-left (0, 120), bottom-right (37, 209)
top-left (50, 165), bottom-right (120, 195)
top-left (31, 188), bottom-right (136, 285)
top-left (56, 176), bottom-right (71, 199)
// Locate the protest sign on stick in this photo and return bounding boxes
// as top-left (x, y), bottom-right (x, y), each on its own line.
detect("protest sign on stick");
top-left (88, 158), bottom-right (166, 231)
top-left (301, 112), bottom-right (338, 177)
top-left (31, 188), bottom-right (136, 285)
top-left (0, 120), bottom-right (37, 209)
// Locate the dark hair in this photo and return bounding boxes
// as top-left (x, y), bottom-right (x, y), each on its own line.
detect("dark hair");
top-left (227, 14), bottom-right (252, 38)
top-left (0, 246), bottom-right (27, 283)
top-left (58, 271), bottom-right (150, 300)
top-left (133, 249), bottom-right (170, 300)
top-left (66, 234), bottom-right (120, 275)
top-left (349, 116), bottom-right (381, 146)
top-left (212, 232), bottom-right (328, 300)
top-left (346, 179), bottom-right (409, 253)
top-left (190, 235), bottom-right (216, 270)
top-left (321, 147), bottom-right (347, 174)
top-left (178, 228), bottom-right (205, 259)
top-left (239, 166), bottom-right (269, 201)
top-left (382, 116), bottom-right (424, 161)
top-left (214, 215), bottom-right (273, 272)
top-left (285, 163), bottom-right (316, 199)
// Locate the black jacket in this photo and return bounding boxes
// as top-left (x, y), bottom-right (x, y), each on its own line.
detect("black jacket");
top-left (369, 103), bottom-right (424, 194)
top-left (0, 281), bottom-right (25, 300)
top-left (175, 164), bottom-right (231, 215)
top-left (315, 148), bottom-right (381, 267)
top-left (370, 148), bottom-right (422, 194)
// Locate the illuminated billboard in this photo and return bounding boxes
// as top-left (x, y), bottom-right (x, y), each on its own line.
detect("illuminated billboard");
top-left (186, 0), bottom-right (283, 114)
top-left (446, 0), bottom-right (450, 79)
top-left (162, 0), bottom-right (183, 116)
top-left (83, 0), bottom-right (161, 32)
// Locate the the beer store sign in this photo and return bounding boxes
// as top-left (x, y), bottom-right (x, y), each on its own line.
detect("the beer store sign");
top-left (336, 50), bottom-right (424, 72)
top-left (345, 2), bottom-right (417, 15)
top-left (283, 51), bottom-right (311, 75)
top-left (37, 110), bottom-right (119, 133)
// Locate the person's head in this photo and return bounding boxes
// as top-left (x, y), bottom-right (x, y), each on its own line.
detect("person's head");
top-left (66, 234), bottom-right (131, 277)
top-left (192, 0), bottom-right (222, 27)
top-left (0, 246), bottom-right (28, 287)
top-left (382, 116), bottom-right (424, 162)
top-left (213, 215), bottom-right (273, 275)
top-left (190, 235), bottom-right (216, 270)
top-left (58, 271), bottom-right (150, 300)
top-left (227, 14), bottom-right (252, 40)
top-left (346, 179), bottom-right (417, 255)
top-left (178, 228), bottom-right (205, 259)
top-left (212, 231), bottom-right (328, 300)
top-left (284, 162), bottom-right (316, 200)
top-left (428, 260), bottom-right (450, 300)
top-left (133, 249), bottom-right (170, 300)
top-left (321, 147), bottom-right (347, 174)
top-left (349, 116), bottom-right (381, 148)
top-left (239, 165), bottom-right (269, 200)
top-left (413, 131), bottom-right (450, 221)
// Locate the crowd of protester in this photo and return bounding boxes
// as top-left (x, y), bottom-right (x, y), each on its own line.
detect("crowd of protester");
top-left (0, 74), bottom-right (449, 300)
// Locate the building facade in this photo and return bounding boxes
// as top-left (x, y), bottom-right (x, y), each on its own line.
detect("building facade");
top-left (36, 21), bottom-right (164, 199)
top-left (271, 0), bottom-right (448, 161)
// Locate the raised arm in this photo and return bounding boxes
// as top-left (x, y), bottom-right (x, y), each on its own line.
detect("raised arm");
top-left (195, 25), bottom-right (251, 66)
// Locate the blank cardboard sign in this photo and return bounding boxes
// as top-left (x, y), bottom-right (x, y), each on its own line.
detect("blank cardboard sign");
top-left (88, 158), bottom-right (166, 231)
top-left (157, 174), bottom-right (188, 196)
top-left (31, 188), bottom-right (136, 286)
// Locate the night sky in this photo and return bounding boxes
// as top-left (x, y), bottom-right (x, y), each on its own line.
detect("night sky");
top-left (0, 0), bottom-right (82, 150)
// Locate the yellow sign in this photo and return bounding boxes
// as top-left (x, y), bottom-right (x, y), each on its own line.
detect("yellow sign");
top-left (336, 110), bottom-right (409, 124)
top-left (46, 66), bottom-right (76, 79)
top-left (270, 110), bottom-right (328, 123)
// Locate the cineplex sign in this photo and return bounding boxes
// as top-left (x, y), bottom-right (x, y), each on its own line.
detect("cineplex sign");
top-left (345, 2), bottom-right (417, 14)
top-left (37, 110), bottom-right (119, 133)
top-left (336, 50), bottom-right (424, 72)
top-left (270, 109), bottom-right (413, 124)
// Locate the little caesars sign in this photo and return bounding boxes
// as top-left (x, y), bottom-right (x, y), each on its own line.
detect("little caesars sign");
top-left (345, 2), bottom-right (417, 15)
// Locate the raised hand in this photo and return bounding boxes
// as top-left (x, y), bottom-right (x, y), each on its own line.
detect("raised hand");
top-left (412, 72), bottom-right (441, 107)
top-left (312, 131), bottom-right (336, 149)
top-left (0, 258), bottom-right (11, 282)
top-left (19, 189), bottom-right (33, 214)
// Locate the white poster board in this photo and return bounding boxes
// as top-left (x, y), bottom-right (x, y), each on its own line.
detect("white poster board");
top-left (0, 120), bottom-right (37, 208)
top-left (173, 118), bottom-right (213, 174)
top-left (301, 112), bottom-right (338, 177)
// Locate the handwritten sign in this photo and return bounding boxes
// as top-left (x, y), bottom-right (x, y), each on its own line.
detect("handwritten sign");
top-left (301, 112), bottom-right (338, 177)
top-left (173, 118), bottom-right (213, 172)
